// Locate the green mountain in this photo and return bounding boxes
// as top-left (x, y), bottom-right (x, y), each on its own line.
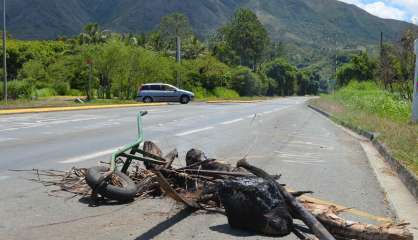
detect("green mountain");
top-left (7, 0), bottom-right (415, 43)
top-left (5, 0), bottom-right (416, 75)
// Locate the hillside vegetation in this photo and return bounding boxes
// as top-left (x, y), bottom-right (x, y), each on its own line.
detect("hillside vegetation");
top-left (0, 10), bottom-right (323, 102)
top-left (5, 0), bottom-right (417, 76)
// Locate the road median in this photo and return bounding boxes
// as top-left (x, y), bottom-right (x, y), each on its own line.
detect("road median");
top-left (0, 102), bottom-right (168, 115)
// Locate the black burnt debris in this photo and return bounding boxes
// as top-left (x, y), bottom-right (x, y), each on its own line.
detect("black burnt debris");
top-left (218, 177), bottom-right (293, 237)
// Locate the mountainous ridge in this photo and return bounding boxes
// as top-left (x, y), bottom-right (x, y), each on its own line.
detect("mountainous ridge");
top-left (5, 0), bottom-right (417, 50)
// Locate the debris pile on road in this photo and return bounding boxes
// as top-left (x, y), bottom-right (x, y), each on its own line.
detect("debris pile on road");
top-left (29, 140), bottom-right (413, 240)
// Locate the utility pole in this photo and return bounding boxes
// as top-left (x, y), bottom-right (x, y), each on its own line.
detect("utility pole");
top-left (2, 0), bottom-right (6, 102)
top-left (413, 39), bottom-right (418, 122)
top-left (176, 36), bottom-right (181, 87)
top-left (86, 59), bottom-right (93, 101)
top-left (380, 32), bottom-right (383, 56)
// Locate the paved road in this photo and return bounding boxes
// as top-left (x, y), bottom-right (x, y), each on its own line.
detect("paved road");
top-left (0, 97), bottom-right (392, 240)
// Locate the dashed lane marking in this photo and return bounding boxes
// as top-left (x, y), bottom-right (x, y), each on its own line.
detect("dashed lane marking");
top-left (0, 175), bottom-right (11, 181)
top-left (220, 118), bottom-right (244, 125)
top-left (175, 126), bottom-right (214, 137)
top-left (59, 146), bottom-right (123, 164)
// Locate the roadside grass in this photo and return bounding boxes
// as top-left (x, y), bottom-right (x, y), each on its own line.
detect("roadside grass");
top-left (310, 81), bottom-right (418, 175)
top-left (0, 94), bottom-right (274, 110)
top-left (0, 97), bottom-right (137, 110)
top-left (192, 86), bottom-right (274, 101)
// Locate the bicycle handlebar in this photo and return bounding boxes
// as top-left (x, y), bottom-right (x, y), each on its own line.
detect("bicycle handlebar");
top-left (110, 111), bottom-right (147, 171)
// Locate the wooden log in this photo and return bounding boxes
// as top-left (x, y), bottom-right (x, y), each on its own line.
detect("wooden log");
top-left (153, 170), bottom-right (200, 209)
top-left (176, 159), bottom-right (216, 171)
top-left (164, 149), bottom-right (178, 169)
top-left (180, 169), bottom-right (252, 177)
top-left (237, 159), bottom-right (336, 240)
top-left (302, 201), bottom-right (413, 240)
top-left (142, 141), bottom-right (165, 169)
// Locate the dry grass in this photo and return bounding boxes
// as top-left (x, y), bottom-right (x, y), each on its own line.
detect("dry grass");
top-left (311, 97), bottom-right (418, 175)
top-left (0, 98), bottom-right (138, 110)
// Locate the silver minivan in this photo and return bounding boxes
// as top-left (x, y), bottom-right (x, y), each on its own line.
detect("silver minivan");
top-left (137, 83), bottom-right (194, 104)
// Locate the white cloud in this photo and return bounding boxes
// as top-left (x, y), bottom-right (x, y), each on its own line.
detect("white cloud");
top-left (412, 16), bottom-right (418, 25)
top-left (339, 0), bottom-right (408, 21)
top-left (388, 0), bottom-right (418, 11)
top-left (363, 2), bottom-right (406, 20)
top-left (339, 0), bottom-right (363, 5)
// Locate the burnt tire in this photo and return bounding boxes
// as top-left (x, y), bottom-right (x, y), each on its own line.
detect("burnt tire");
top-left (86, 166), bottom-right (137, 202)
top-left (180, 95), bottom-right (190, 104)
top-left (143, 96), bottom-right (153, 103)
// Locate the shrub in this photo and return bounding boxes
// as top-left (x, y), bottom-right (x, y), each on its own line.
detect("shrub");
top-left (68, 89), bottom-right (83, 96)
top-left (212, 87), bottom-right (240, 98)
top-left (190, 86), bottom-right (212, 99)
top-left (53, 81), bottom-right (70, 95)
top-left (230, 67), bottom-right (265, 96)
top-left (35, 88), bottom-right (57, 97)
top-left (7, 80), bottom-right (34, 99)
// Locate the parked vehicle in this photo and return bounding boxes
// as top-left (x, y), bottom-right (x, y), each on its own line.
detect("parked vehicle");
top-left (137, 83), bottom-right (194, 104)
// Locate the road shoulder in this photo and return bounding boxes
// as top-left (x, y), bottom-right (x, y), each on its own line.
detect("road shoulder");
top-left (308, 105), bottom-right (418, 236)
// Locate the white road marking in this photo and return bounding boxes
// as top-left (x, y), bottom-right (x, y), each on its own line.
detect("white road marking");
top-left (0, 117), bottom-right (100, 132)
top-left (278, 154), bottom-right (321, 160)
top-left (175, 126), bottom-right (214, 136)
top-left (282, 160), bottom-right (325, 165)
top-left (220, 118), bottom-right (244, 125)
top-left (0, 175), bottom-right (11, 181)
top-left (0, 137), bottom-right (17, 142)
top-left (59, 147), bottom-right (123, 164)
top-left (290, 140), bottom-right (334, 150)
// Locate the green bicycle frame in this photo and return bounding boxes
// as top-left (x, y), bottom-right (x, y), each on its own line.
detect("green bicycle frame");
top-left (110, 111), bottom-right (147, 171)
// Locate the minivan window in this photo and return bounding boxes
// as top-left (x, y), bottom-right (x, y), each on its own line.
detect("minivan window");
top-left (150, 85), bottom-right (161, 91)
top-left (162, 85), bottom-right (176, 91)
top-left (140, 85), bottom-right (150, 90)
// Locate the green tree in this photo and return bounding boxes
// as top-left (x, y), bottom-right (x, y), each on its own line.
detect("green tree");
top-left (18, 60), bottom-right (48, 87)
top-left (336, 52), bottom-right (376, 86)
top-left (94, 39), bottom-right (126, 98)
top-left (79, 23), bottom-right (111, 45)
top-left (264, 58), bottom-right (297, 96)
top-left (296, 71), bottom-right (309, 95)
top-left (219, 8), bottom-right (270, 70)
top-left (182, 36), bottom-right (206, 59)
top-left (230, 66), bottom-right (266, 96)
top-left (158, 13), bottom-right (193, 58)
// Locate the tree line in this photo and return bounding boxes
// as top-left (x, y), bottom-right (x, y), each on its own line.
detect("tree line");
top-left (336, 29), bottom-right (417, 101)
top-left (0, 9), bottom-right (323, 100)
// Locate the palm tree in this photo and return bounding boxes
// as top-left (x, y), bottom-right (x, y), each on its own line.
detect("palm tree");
top-left (79, 23), bottom-right (110, 44)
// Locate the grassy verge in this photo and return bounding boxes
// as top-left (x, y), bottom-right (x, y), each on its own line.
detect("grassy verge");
top-left (310, 81), bottom-right (418, 175)
top-left (0, 95), bottom-right (274, 110)
top-left (0, 97), bottom-right (137, 110)
top-left (196, 96), bottom-right (274, 102)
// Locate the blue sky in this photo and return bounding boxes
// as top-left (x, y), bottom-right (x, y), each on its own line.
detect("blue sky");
top-left (339, 0), bottom-right (418, 24)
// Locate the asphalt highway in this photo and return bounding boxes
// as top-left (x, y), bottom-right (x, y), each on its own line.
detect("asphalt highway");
top-left (0, 97), bottom-right (393, 240)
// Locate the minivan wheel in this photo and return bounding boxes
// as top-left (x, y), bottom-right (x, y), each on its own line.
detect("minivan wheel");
top-left (180, 95), bottom-right (190, 104)
top-left (143, 97), bottom-right (153, 103)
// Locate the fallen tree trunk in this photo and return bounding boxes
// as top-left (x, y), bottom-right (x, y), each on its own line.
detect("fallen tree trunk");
top-left (302, 201), bottom-right (413, 240)
top-left (237, 159), bottom-right (336, 240)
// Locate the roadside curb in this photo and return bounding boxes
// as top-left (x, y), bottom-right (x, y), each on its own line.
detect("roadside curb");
top-left (0, 103), bottom-right (168, 115)
top-left (206, 100), bottom-right (262, 104)
top-left (308, 104), bottom-right (418, 201)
